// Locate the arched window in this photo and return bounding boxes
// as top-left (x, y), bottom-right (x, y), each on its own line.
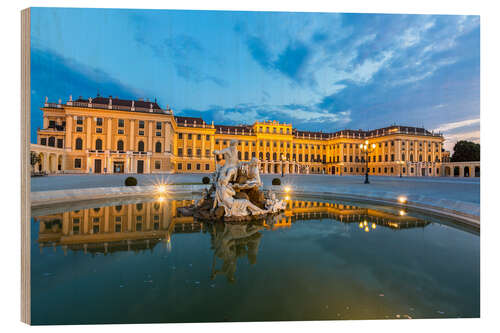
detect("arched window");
top-left (266, 152), bottom-right (270, 160)
top-left (138, 141), bottom-right (144, 152)
top-left (401, 154), bottom-right (406, 161)
top-left (48, 136), bottom-right (55, 147)
top-left (75, 138), bottom-right (83, 150)
top-left (155, 141), bottom-right (162, 153)
top-left (259, 152), bottom-right (263, 160)
top-left (117, 140), bottom-right (124, 151)
top-left (419, 155), bottom-right (423, 162)
top-left (95, 139), bottom-right (103, 150)
top-left (410, 154), bottom-right (414, 162)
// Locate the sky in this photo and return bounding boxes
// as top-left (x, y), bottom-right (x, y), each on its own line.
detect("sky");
top-left (30, 8), bottom-right (480, 151)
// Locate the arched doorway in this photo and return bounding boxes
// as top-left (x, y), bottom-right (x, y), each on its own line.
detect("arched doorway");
top-left (445, 166), bottom-right (451, 176)
top-left (453, 166), bottom-right (460, 177)
top-left (58, 155), bottom-right (62, 171)
top-left (464, 166), bottom-right (470, 177)
top-left (38, 153), bottom-right (44, 172)
top-left (475, 166), bottom-right (480, 177)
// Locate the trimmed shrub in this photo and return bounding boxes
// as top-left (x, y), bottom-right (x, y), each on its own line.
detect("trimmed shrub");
top-left (125, 177), bottom-right (137, 186)
top-left (272, 178), bottom-right (281, 186)
top-left (202, 176), bottom-right (210, 184)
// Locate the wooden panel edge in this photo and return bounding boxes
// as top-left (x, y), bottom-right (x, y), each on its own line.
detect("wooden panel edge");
top-left (21, 7), bottom-right (31, 325)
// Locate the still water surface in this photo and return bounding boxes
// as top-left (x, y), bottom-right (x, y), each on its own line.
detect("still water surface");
top-left (31, 195), bottom-right (479, 324)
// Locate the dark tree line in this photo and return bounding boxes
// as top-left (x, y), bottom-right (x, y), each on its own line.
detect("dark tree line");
top-left (451, 140), bottom-right (480, 162)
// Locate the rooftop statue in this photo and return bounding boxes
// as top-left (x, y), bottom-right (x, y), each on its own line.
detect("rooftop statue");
top-left (178, 139), bottom-right (286, 222)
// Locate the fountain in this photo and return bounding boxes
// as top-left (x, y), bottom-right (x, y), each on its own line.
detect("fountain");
top-left (178, 139), bottom-right (286, 222)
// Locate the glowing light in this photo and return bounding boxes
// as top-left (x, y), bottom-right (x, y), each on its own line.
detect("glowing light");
top-left (285, 196), bottom-right (290, 201)
top-left (359, 222), bottom-right (363, 228)
top-left (399, 210), bottom-right (406, 216)
top-left (157, 184), bottom-right (167, 193)
top-left (284, 186), bottom-right (291, 193)
top-left (364, 226), bottom-right (370, 232)
top-left (157, 196), bottom-right (165, 203)
top-left (398, 196), bottom-right (407, 204)
top-left (364, 220), bottom-right (368, 226)
top-left (372, 223), bottom-right (376, 229)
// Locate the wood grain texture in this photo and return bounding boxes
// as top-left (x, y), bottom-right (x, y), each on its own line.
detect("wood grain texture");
top-left (21, 7), bottom-right (31, 325)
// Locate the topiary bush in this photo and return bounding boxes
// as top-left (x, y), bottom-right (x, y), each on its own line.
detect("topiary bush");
top-left (202, 176), bottom-right (210, 184)
top-left (125, 176), bottom-right (138, 186)
top-left (272, 178), bottom-right (281, 185)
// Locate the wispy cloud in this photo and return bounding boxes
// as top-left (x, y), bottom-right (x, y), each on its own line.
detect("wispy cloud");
top-left (433, 118), bottom-right (480, 133)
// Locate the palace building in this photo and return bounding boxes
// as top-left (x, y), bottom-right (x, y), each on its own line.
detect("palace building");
top-left (32, 95), bottom-right (472, 177)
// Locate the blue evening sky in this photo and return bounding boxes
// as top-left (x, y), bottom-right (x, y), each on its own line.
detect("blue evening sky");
top-left (30, 8), bottom-right (480, 151)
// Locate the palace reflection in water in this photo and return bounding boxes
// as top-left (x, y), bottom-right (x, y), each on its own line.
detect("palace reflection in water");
top-left (34, 197), bottom-right (430, 281)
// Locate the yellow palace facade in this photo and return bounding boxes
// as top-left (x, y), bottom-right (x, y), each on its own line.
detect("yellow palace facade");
top-left (33, 95), bottom-right (447, 177)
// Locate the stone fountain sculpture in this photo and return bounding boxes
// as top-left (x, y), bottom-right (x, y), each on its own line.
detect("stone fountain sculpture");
top-left (178, 139), bottom-right (286, 222)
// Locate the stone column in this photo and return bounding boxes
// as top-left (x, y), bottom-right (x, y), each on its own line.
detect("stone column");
top-left (129, 119), bottom-right (135, 151)
top-left (86, 117), bottom-right (92, 149)
top-left (106, 118), bottom-right (112, 150)
top-left (65, 115), bottom-right (73, 149)
top-left (148, 121), bottom-right (153, 151)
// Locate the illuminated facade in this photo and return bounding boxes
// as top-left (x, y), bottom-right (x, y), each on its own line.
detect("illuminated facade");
top-left (34, 95), bottom-right (450, 177)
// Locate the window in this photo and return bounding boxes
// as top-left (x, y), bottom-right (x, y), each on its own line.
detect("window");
top-left (187, 148), bottom-right (192, 157)
top-left (96, 118), bottom-right (103, 126)
top-left (40, 138), bottom-right (47, 145)
top-left (76, 127), bottom-right (83, 132)
top-left (156, 122), bottom-right (162, 130)
top-left (188, 134), bottom-right (192, 140)
top-left (155, 142), bottom-right (162, 153)
top-left (178, 148), bottom-right (183, 157)
top-left (117, 140), bottom-right (124, 151)
top-left (117, 129), bottom-right (124, 134)
top-left (139, 120), bottom-right (145, 129)
top-left (196, 164), bottom-right (201, 170)
top-left (155, 160), bottom-right (161, 169)
top-left (205, 164), bottom-right (210, 170)
top-left (48, 120), bottom-right (56, 128)
top-left (96, 128), bottom-right (102, 133)
top-left (138, 141), bottom-right (145, 152)
top-left (206, 135), bottom-right (210, 140)
top-left (76, 117), bottom-right (83, 125)
top-left (156, 131), bottom-right (161, 136)
top-left (205, 149), bottom-right (210, 157)
top-left (118, 119), bottom-right (124, 127)
top-left (139, 130), bottom-right (144, 136)
top-left (177, 163), bottom-right (182, 170)
top-left (187, 163), bottom-right (192, 170)
top-left (391, 154), bottom-right (394, 162)
top-left (57, 139), bottom-right (63, 148)
top-left (48, 137), bottom-right (55, 147)
top-left (75, 138), bottom-right (83, 150)
top-left (178, 133), bottom-right (183, 139)
top-left (197, 134), bottom-right (201, 140)
top-left (95, 139), bottom-right (103, 150)
top-left (74, 158), bottom-right (81, 168)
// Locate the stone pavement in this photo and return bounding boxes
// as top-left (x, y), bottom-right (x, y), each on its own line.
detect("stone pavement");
top-left (30, 173), bottom-right (480, 217)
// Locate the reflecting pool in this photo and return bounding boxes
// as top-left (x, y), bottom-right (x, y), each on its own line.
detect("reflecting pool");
top-left (30, 195), bottom-right (479, 324)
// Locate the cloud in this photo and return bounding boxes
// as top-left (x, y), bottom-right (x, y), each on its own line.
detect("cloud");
top-left (179, 103), bottom-right (352, 130)
top-left (30, 46), bottom-right (142, 143)
top-left (432, 118), bottom-right (480, 133)
top-left (132, 17), bottom-right (227, 87)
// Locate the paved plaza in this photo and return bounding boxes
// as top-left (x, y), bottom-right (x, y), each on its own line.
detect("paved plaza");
top-left (31, 173), bottom-right (480, 216)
